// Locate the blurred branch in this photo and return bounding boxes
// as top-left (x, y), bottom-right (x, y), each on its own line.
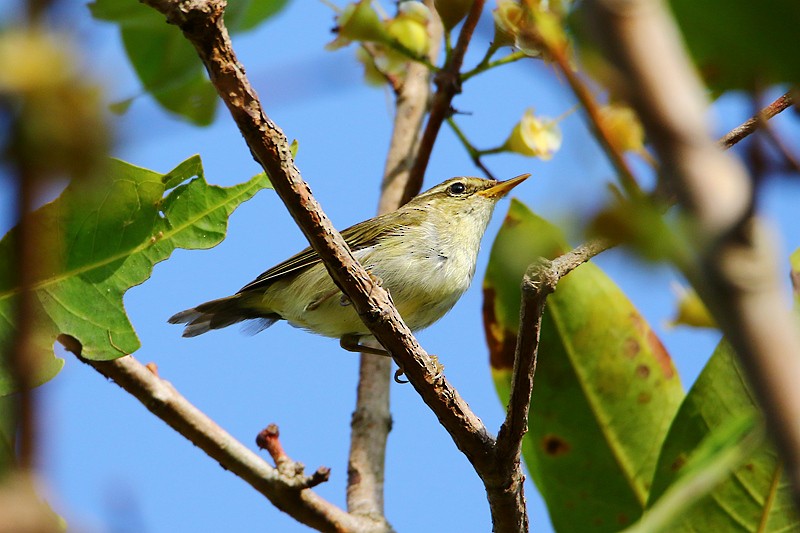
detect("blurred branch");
top-left (76, 354), bottom-right (377, 533)
top-left (495, 84), bottom-right (796, 502)
top-left (347, 1), bottom-right (442, 522)
top-left (541, 36), bottom-right (643, 199)
top-left (9, 174), bottom-right (38, 472)
top-left (402, 0), bottom-right (486, 203)
top-left (761, 119), bottom-right (800, 174)
top-left (583, 0), bottom-right (800, 511)
top-left (719, 91), bottom-right (793, 149)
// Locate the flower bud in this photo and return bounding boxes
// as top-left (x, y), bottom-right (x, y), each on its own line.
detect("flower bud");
top-left (386, 4), bottom-right (431, 57)
top-left (503, 109), bottom-right (562, 160)
top-left (493, 0), bottom-right (524, 47)
top-left (326, 1), bottom-right (390, 50)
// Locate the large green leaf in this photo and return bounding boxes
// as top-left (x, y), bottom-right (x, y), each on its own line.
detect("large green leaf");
top-left (483, 200), bottom-right (684, 532)
top-left (88, 0), bottom-right (290, 125)
top-left (625, 414), bottom-right (762, 533)
top-left (0, 155), bottom-right (271, 394)
top-left (668, 0), bottom-right (800, 91)
top-left (647, 340), bottom-right (800, 531)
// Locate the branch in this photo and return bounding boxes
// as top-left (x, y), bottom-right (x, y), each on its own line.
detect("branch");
top-left (719, 91), bottom-right (793, 149)
top-left (402, 0), bottom-right (486, 204)
top-left (136, 0), bottom-right (502, 526)
top-left (347, 1), bottom-right (443, 520)
top-left (543, 35), bottom-right (642, 198)
top-left (75, 354), bottom-right (377, 533)
top-left (495, 238), bottom-right (611, 461)
top-left (583, 0), bottom-right (800, 511)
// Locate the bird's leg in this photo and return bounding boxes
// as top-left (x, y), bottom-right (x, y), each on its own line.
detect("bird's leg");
top-left (340, 334), bottom-right (391, 357)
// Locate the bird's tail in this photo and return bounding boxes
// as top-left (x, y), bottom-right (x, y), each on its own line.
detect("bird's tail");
top-left (168, 294), bottom-right (280, 337)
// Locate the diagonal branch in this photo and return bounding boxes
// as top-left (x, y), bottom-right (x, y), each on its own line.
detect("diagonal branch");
top-left (75, 353), bottom-right (376, 533)
top-left (134, 0), bottom-right (518, 528)
top-left (719, 91), bottom-right (793, 149)
top-left (139, 0), bottom-right (491, 452)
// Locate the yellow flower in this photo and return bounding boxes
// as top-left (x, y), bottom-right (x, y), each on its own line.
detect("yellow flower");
top-left (493, 0), bottom-right (525, 37)
top-left (504, 109), bottom-right (562, 160)
top-left (598, 103), bottom-right (645, 153)
top-left (386, 2), bottom-right (431, 57)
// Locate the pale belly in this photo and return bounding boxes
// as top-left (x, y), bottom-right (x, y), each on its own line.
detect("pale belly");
top-left (262, 248), bottom-right (474, 339)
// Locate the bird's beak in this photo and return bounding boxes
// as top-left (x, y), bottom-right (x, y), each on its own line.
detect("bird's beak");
top-left (478, 173), bottom-right (531, 199)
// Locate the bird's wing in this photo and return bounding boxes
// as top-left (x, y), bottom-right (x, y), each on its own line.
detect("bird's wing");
top-left (237, 209), bottom-right (413, 293)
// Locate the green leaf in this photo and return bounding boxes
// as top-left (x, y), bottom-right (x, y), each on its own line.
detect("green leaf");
top-left (88, 0), bottom-right (290, 125)
top-left (668, 0), bottom-right (800, 90)
top-left (626, 414), bottom-right (762, 533)
top-left (648, 339), bottom-right (800, 530)
top-left (0, 155), bottom-right (272, 394)
top-left (483, 200), bottom-right (684, 532)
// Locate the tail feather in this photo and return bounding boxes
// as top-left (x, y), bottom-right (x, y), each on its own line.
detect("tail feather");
top-left (168, 295), bottom-right (280, 338)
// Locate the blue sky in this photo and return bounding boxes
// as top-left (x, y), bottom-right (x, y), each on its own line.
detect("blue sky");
top-left (2, 1), bottom-right (800, 532)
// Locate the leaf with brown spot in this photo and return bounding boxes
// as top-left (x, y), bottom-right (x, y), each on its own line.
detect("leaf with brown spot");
top-left (483, 200), bottom-right (684, 532)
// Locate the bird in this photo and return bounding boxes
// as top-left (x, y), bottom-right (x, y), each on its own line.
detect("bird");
top-left (168, 174), bottom-right (529, 355)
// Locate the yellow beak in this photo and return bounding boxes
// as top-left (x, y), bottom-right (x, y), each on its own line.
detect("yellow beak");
top-left (478, 173), bottom-right (531, 199)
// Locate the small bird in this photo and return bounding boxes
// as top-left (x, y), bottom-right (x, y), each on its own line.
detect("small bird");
top-left (169, 174), bottom-right (529, 355)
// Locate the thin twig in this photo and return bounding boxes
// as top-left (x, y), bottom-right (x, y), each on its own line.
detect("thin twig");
top-left (446, 117), bottom-right (499, 180)
top-left (462, 51), bottom-right (528, 82)
top-left (495, 239), bottom-right (611, 460)
top-left (545, 42), bottom-right (643, 199)
top-left (77, 354), bottom-right (376, 533)
top-left (257, 424), bottom-right (332, 489)
top-left (719, 92), bottom-right (793, 149)
top-left (402, 0), bottom-right (486, 204)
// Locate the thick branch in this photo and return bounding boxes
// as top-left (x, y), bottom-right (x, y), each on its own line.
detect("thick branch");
top-left (584, 0), bottom-right (800, 510)
top-left (402, 0), bottom-right (485, 204)
top-left (139, 0), bottom-right (496, 515)
top-left (76, 354), bottom-right (376, 533)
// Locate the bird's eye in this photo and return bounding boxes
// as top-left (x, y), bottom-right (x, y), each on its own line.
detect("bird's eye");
top-left (448, 182), bottom-right (466, 195)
